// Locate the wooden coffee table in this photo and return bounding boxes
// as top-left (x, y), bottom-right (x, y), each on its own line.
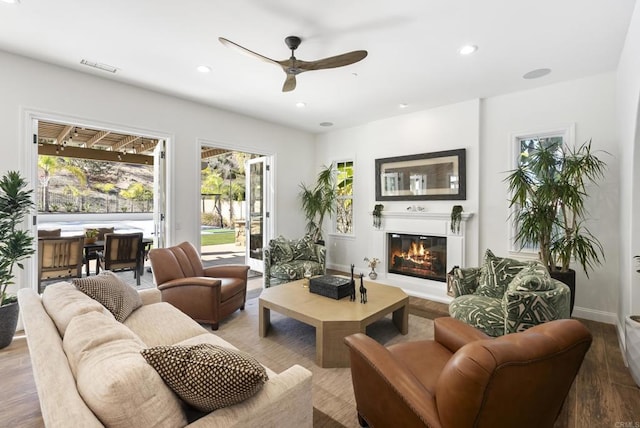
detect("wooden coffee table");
top-left (259, 278), bottom-right (409, 368)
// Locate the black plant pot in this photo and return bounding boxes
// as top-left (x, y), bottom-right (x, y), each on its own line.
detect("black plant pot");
top-left (550, 268), bottom-right (576, 316)
top-left (0, 302), bottom-right (20, 349)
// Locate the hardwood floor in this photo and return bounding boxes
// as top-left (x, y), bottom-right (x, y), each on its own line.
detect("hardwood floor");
top-left (1, 297), bottom-right (638, 427)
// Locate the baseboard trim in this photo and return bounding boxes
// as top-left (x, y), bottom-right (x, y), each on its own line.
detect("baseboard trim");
top-left (572, 306), bottom-right (617, 325)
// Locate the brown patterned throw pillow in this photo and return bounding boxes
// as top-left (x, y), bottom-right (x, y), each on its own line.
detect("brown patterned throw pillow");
top-left (141, 344), bottom-right (269, 412)
top-left (73, 271), bottom-right (142, 322)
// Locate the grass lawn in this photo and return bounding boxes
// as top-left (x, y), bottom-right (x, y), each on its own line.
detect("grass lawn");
top-left (201, 230), bottom-right (235, 246)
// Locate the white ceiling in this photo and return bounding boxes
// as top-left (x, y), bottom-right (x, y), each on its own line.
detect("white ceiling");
top-left (0, 0), bottom-right (636, 133)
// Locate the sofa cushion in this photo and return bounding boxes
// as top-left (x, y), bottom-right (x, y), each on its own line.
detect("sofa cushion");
top-left (291, 234), bottom-right (318, 262)
top-left (42, 281), bottom-right (114, 337)
top-left (508, 261), bottom-right (555, 292)
top-left (142, 343), bottom-right (269, 412)
top-left (449, 294), bottom-right (505, 337)
top-left (476, 249), bottom-right (529, 299)
top-left (124, 301), bottom-right (209, 347)
top-left (270, 260), bottom-right (323, 281)
top-left (73, 271), bottom-right (142, 322)
top-left (63, 311), bottom-right (187, 428)
top-left (269, 236), bottom-right (294, 263)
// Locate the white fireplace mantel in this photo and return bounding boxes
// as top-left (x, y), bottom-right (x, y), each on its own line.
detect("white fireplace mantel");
top-left (371, 210), bottom-right (474, 303)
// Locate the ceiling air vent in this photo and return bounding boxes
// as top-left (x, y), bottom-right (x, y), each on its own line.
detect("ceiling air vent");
top-left (80, 59), bottom-right (118, 73)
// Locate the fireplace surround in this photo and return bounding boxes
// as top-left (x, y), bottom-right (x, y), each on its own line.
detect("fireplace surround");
top-left (387, 233), bottom-right (447, 281)
top-left (371, 209), bottom-right (473, 303)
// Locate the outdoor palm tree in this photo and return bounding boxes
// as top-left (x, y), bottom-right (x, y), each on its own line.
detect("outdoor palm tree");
top-left (38, 155), bottom-right (59, 212)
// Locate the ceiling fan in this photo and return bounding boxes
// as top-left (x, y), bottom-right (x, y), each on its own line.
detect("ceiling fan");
top-left (219, 35), bottom-right (368, 92)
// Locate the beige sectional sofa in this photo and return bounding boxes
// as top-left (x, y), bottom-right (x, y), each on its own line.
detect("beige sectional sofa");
top-left (18, 282), bottom-right (313, 427)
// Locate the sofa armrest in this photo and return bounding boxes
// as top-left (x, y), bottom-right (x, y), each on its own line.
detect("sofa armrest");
top-left (344, 333), bottom-right (441, 427)
top-left (188, 365), bottom-right (312, 428)
top-left (503, 280), bottom-right (571, 334)
top-left (434, 317), bottom-right (490, 353)
top-left (203, 264), bottom-right (250, 280)
top-left (138, 287), bottom-right (161, 305)
top-left (451, 267), bottom-right (481, 297)
top-left (263, 248), bottom-right (272, 287)
top-left (314, 244), bottom-right (326, 272)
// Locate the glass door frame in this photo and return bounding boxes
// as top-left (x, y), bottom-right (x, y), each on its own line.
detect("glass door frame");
top-left (245, 156), bottom-right (272, 272)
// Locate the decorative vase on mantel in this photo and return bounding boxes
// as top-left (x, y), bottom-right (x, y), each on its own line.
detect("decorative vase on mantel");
top-left (368, 270), bottom-right (378, 280)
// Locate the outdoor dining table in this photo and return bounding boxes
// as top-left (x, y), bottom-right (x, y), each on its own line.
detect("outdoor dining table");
top-left (83, 237), bottom-right (153, 277)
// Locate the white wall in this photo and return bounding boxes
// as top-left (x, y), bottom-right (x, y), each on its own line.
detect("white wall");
top-left (317, 75), bottom-right (620, 322)
top-left (617, 0), bottom-right (640, 329)
top-left (316, 99), bottom-right (481, 295)
top-left (481, 73), bottom-right (619, 322)
top-left (0, 50), bottom-right (315, 293)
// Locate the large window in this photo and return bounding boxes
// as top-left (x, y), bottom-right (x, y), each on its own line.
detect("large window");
top-left (335, 160), bottom-right (354, 235)
top-left (509, 126), bottom-right (573, 253)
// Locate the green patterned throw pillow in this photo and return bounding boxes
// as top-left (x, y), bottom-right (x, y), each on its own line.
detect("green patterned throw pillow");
top-left (292, 234), bottom-right (318, 262)
top-left (508, 261), bottom-right (555, 292)
top-left (476, 249), bottom-right (530, 299)
top-left (141, 344), bottom-right (268, 412)
top-left (270, 236), bottom-right (294, 263)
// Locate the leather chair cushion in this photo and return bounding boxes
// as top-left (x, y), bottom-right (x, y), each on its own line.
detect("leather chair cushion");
top-left (449, 294), bottom-right (505, 337)
top-left (388, 340), bottom-right (453, 394)
top-left (220, 278), bottom-right (247, 302)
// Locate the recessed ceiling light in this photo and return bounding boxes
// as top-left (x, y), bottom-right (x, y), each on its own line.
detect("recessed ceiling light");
top-left (319, 122), bottom-right (333, 127)
top-left (295, 102), bottom-right (306, 108)
top-left (523, 68), bottom-right (552, 79)
top-left (196, 65), bottom-right (211, 73)
top-left (458, 45), bottom-right (478, 55)
top-left (352, 72), bottom-right (358, 77)
top-left (399, 103), bottom-right (408, 109)
top-left (0, 0), bottom-right (20, 4)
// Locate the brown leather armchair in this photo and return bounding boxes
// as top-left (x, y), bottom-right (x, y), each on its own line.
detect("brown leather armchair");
top-left (148, 241), bottom-right (250, 330)
top-left (345, 317), bottom-right (592, 428)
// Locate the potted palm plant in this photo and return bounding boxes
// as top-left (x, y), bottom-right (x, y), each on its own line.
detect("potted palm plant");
top-left (299, 164), bottom-right (336, 244)
top-left (0, 171), bottom-right (35, 349)
top-left (505, 139), bottom-right (607, 313)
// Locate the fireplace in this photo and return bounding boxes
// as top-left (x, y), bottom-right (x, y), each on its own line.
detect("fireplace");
top-left (387, 233), bottom-right (447, 282)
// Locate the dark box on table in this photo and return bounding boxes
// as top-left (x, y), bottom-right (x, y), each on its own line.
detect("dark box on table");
top-left (309, 275), bottom-right (352, 300)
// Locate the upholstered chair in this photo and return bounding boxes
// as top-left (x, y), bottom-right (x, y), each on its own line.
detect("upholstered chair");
top-left (345, 317), bottom-right (592, 428)
top-left (263, 235), bottom-right (326, 287)
top-left (149, 241), bottom-right (249, 330)
top-left (449, 249), bottom-right (571, 336)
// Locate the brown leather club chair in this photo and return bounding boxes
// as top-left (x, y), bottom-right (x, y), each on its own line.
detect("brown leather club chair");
top-left (345, 317), bottom-right (592, 428)
top-left (149, 241), bottom-right (250, 330)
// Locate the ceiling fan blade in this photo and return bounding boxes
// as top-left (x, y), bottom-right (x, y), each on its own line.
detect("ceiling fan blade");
top-left (296, 50), bottom-right (368, 71)
top-left (282, 74), bottom-right (297, 92)
top-left (218, 37), bottom-right (279, 66)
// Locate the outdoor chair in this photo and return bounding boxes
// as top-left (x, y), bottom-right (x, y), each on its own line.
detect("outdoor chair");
top-left (97, 232), bottom-right (143, 285)
top-left (345, 317), bottom-right (592, 428)
top-left (149, 241), bottom-right (249, 330)
top-left (83, 227), bottom-right (114, 276)
top-left (38, 236), bottom-right (84, 293)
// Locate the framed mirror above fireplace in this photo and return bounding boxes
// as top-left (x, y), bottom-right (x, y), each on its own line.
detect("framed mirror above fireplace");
top-left (375, 149), bottom-right (466, 201)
